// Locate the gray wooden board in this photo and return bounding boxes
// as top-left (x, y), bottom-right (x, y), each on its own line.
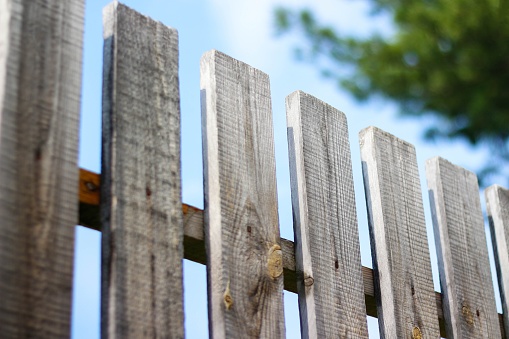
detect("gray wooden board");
top-left (426, 157), bottom-right (501, 338)
top-left (360, 127), bottom-right (440, 338)
top-left (486, 185), bottom-right (509, 337)
top-left (201, 50), bottom-right (286, 338)
top-left (286, 91), bottom-right (368, 338)
top-left (101, 3), bottom-right (184, 338)
top-left (0, 0), bottom-right (84, 337)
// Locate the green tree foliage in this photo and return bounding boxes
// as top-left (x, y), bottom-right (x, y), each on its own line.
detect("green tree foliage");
top-left (275, 0), bottom-right (509, 183)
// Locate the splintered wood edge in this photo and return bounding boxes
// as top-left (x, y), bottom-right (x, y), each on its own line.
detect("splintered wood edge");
top-left (77, 169), bottom-right (505, 338)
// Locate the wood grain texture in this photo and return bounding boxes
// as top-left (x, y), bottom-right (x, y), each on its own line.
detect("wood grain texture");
top-left (359, 127), bottom-right (440, 338)
top-left (486, 185), bottom-right (509, 338)
top-left (287, 91), bottom-right (368, 338)
top-left (201, 50), bottom-right (285, 338)
top-left (77, 169), bottom-right (504, 337)
top-left (101, 3), bottom-right (184, 338)
top-left (426, 157), bottom-right (501, 338)
top-left (0, 0), bottom-right (84, 337)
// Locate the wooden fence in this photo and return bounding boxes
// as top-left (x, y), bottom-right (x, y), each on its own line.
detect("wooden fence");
top-left (1, 1), bottom-right (508, 338)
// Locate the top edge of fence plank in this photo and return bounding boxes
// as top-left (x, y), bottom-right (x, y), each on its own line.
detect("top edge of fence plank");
top-left (286, 90), bottom-right (368, 338)
top-left (0, 0), bottom-right (84, 336)
top-left (360, 127), bottom-right (441, 338)
top-left (201, 50), bottom-right (285, 338)
top-left (486, 185), bottom-right (509, 338)
top-left (101, 3), bottom-right (183, 338)
top-left (426, 156), bottom-right (502, 338)
top-left (103, 1), bottom-right (178, 38)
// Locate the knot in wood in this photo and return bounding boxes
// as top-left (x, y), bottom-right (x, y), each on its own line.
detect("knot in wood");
top-left (303, 275), bottom-right (314, 287)
top-left (267, 244), bottom-right (283, 279)
top-left (223, 281), bottom-right (233, 310)
top-left (412, 326), bottom-right (422, 339)
top-left (462, 304), bottom-right (475, 326)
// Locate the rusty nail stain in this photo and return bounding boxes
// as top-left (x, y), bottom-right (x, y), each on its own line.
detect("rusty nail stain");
top-left (267, 244), bottom-right (283, 279)
top-left (146, 187), bottom-right (152, 197)
top-left (247, 226), bottom-right (251, 233)
top-left (412, 326), bottom-right (422, 339)
top-left (35, 148), bottom-right (42, 160)
top-left (223, 280), bottom-right (233, 310)
top-left (304, 275), bottom-right (314, 287)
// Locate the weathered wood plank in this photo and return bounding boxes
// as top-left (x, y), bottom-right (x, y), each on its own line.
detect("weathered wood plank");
top-left (287, 91), bottom-right (368, 338)
top-left (101, 3), bottom-right (183, 338)
top-left (486, 185), bottom-right (509, 338)
top-left (0, 0), bottom-right (84, 337)
top-left (201, 50), bottom-right (285, 338)
top-left (426, 157), bottom-right (501, 338)
top-left (360, 127), bottom-right (440, 338)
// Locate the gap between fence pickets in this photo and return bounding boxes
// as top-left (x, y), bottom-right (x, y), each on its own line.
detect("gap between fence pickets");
top-left (77, 168), bottom-right (506, 337)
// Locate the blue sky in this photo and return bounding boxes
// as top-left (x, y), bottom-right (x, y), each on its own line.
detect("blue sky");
top-left (72, 1), bottom-right (499, 338)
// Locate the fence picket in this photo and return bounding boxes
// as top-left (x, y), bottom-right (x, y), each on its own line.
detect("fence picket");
top-left (201, 50), bottom-right (285, 338)
top-left (486, 185), bottom-right (509, 337)
top-left (426, 157), bottom-right (501, 338)
top-left (0, 0), bottom-right (84, 337)
top-left (101, 3), bottom-right (184, 338)
top-left (359, 127), bottom-right (440, 338)
top-left (286, 91), bottom-right (368, 338)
